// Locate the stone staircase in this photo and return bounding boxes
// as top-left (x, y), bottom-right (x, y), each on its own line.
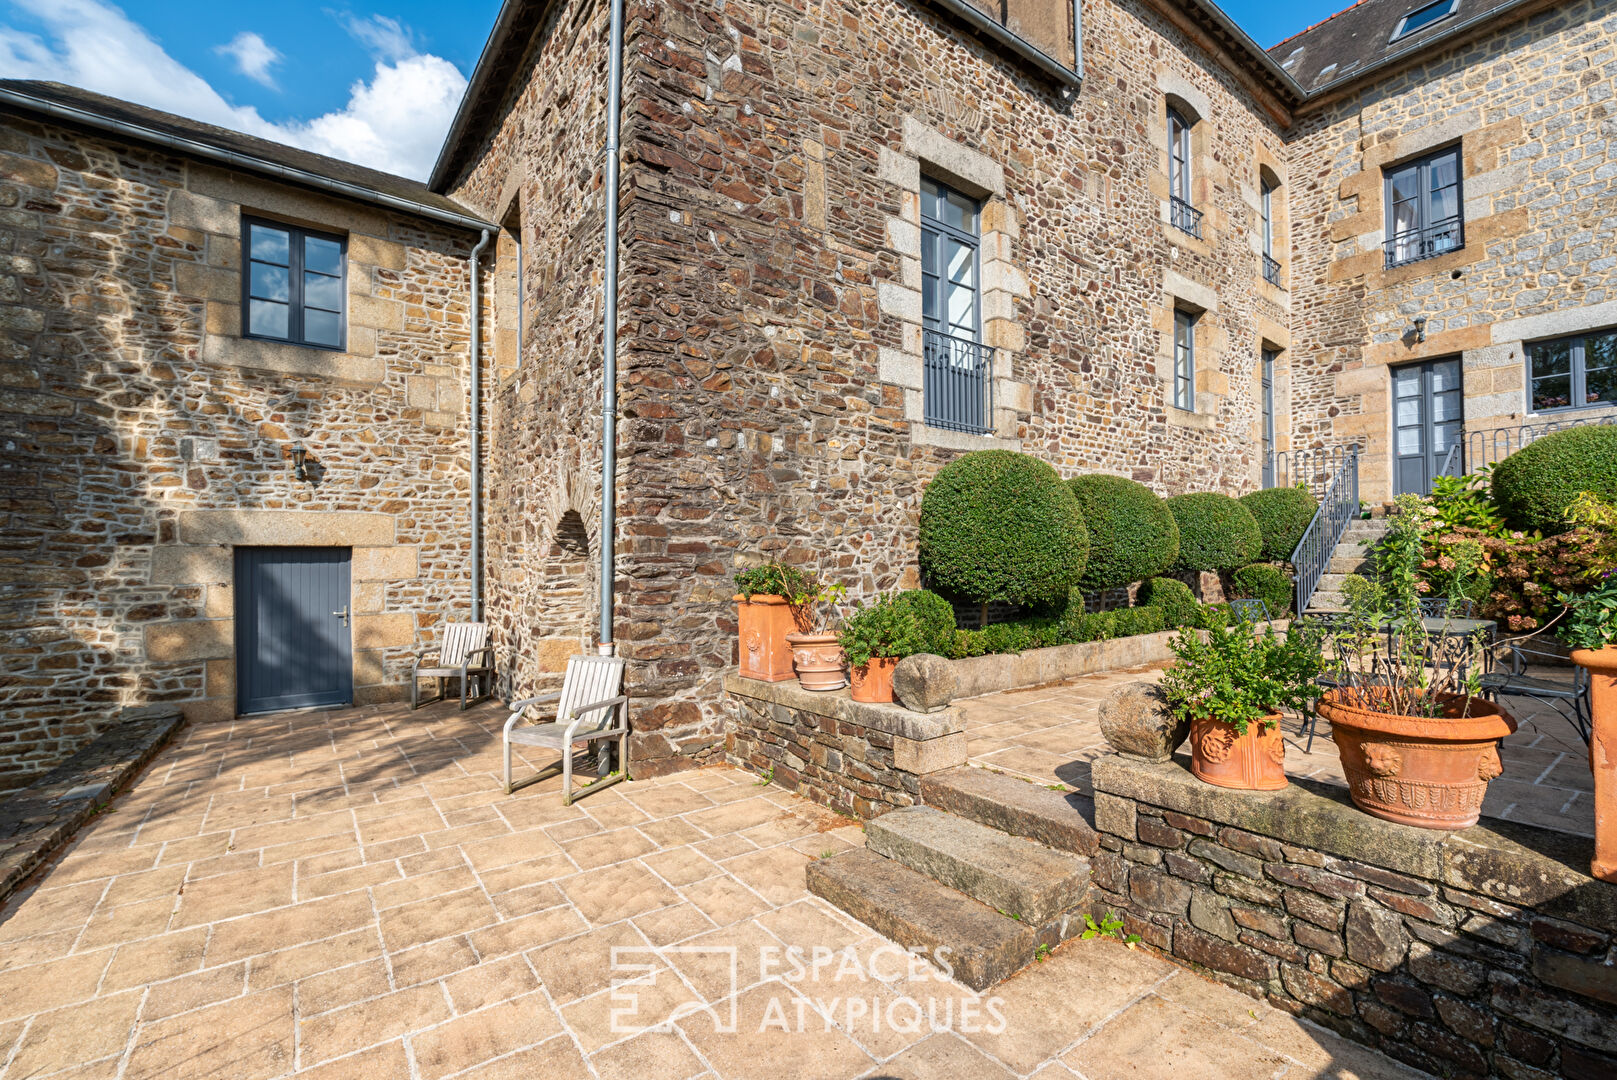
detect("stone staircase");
top-left (806, 766), bottom-right (1098, 991)
top-left (1304, 517), bottom-right (1389, 613)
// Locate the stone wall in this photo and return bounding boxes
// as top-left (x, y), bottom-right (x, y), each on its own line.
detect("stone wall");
top-left (1285, 0), bottom-right (1617, 501)
top-left (0, 113), bottom-right (477, 786)
top-left (724, 675), bottom-right (966, 819)
top-left (1090, 755), bottom-right (1617, 1080)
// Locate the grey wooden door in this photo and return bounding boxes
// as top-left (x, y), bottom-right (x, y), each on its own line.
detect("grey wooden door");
top-left (235, 547), bottom-right (352, 714)
top-left (1393, 358), bottom-right (1463, 496)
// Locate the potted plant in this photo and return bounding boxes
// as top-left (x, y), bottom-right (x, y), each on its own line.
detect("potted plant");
top-left (782, 575), bottom-right (848, 692)
top-left (838, 594), bottom-right (925, 703)
top-left (1160, 613), bottom-right (1322, 790)
top-left (734, 562), bottom-right (814, 683)
top-left (1562, 571), bottom-right (1617, 881)
top-left (1313, 510), bottom-right (1515, 829)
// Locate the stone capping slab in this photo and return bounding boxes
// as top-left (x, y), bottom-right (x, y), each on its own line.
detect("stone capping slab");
top-left (1092, 755), bottom-right (1613, 925)
top-left (176, 509), bottom-right (396, 547)
top-left (950, 631), bottom-right (1180, 699)
top-left (722, 674), bottom-right (957, 741)
top-left (0, 710), bottom-right (183, 905)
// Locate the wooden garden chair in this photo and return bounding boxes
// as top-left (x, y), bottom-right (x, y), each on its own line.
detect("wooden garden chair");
top-left (502, 654), bottom-right (629, 803)
top-left (411, 622), bottom-right (495, 710)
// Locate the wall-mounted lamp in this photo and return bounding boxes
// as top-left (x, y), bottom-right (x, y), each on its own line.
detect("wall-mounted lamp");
top-left (1411, 315), bottom-right (1428, 344)
top-left (289, 443), bottom-right (308, 482)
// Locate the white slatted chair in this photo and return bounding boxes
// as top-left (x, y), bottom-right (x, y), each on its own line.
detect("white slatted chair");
top-left (502, 655), bottom-right (629, 803)
top-left (411, 622), bottom-right (495, 711)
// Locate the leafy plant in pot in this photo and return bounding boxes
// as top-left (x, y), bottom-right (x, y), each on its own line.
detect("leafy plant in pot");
top-left (1312, 503), bottom-right (1515, 830)
top-left (1561, 570), bottom-right (1617, 881)
top-left (734, 562), bottom-right (816, 683)
top-left (838, 594), bottom-right (926, 703)
top-left (1159, 613), bottom-right (1322, 790)
top-left (779, 574), bottom-right (848, 692)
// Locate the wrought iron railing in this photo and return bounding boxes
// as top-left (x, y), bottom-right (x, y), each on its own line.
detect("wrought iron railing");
top-left (922, 328), bottom-right (995, 435)
top-left (1169, 196), bottom-right (1203, 240)
top-left (1289, 447), bottom-right (1360, 615)
top-left (1384, 215), bottom-right (1463, 268)
top-left (1262, 444), bottom-right (1362, 499)
top-left (1262, 253), bottom-right (1282, 287)
top-left (1437, 412), bottom-right (1617, 477)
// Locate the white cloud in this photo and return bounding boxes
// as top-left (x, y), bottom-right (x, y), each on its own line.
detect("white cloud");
top-left (216, 31), bottom-right (283, 89)
top-left (0, 0), bottom-right (466, 180)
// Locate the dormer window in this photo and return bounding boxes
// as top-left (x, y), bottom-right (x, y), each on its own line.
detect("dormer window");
top-left (1391, 0), bottom-right (1459, 42)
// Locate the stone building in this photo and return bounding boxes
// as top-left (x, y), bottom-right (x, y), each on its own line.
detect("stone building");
top-left (2, 0), bottom-right (1614, 785)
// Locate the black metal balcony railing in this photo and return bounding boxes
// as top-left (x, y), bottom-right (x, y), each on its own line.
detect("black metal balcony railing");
top-left (1169, 196), bottom-right (1203, 240)
top-left (923, 328), bottom-right (995, 435)
top-left (1437, 413), bottom-right (1617, 478)
top-left (1262, 253), bottom-right (1282, 287)
top-left (1384, 216), bottom-right (1463, 268)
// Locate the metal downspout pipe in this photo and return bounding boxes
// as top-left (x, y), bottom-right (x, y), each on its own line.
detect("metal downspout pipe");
top-left (469, 229), bottom-right (491, 621)
top-left (597, 0), bottom-right (626, 656)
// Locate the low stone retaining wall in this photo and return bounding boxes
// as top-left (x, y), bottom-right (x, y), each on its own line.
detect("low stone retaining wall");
top-left (723, 675), bottom-right (966, 819)
top-left (949, 630), bottom-right (1180, 699)
top-left (1090, 754), bottom-right (1616, 1079)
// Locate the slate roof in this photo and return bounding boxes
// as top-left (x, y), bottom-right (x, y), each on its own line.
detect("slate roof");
top-left (1268, 0), bottom-right (1526, 92)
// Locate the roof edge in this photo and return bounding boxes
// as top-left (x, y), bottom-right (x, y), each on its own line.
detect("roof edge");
top-left (429, 0), bottom-right (530, 192)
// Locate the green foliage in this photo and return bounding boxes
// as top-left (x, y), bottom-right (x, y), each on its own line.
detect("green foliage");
top-left (1492, 425), bottom-right (1617, 534)
top-left (918, 450), bottom-right (1090, 609)
top-left (1229, 563), bottom-right (1293, 619)
top-left (1080, 911), bottom-right (1141, 945)
top-left (947, 605), bottom-right (1164, 658)
top-left (1166, 493), bottom-right (1263, 573)
top-left (1067, 474), bottom-right (1180, 590)
top-left (1430, 465), bottom-right (1509, 536)
top-left (1138, 577), bottom-right (1201, 629)
top-left (1159, 619), bottom-right (1323, 736)
top-left (837, 593), bottom-right (926, 667)
top-left (1239, 487), bottom-right (1318, 563)
top-left (891, 590), bottom-right (956, 656)
top-left (733, 561), bottom-right (845, 629)
top-left (1561, 573), bottom-right (1617, 650)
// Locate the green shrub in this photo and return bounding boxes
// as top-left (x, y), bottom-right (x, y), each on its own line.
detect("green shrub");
top-left (891, 590), bottom-right (956, 656)
top-left (1138, 577), bottom-right (1200, 628)
top-left (1067, 474), bottom-right (1180, 590)
top-left (1110, 606), bottom-right (1167, 637)
top-left (1239, 487), bottom-right (1318, 563)
top-left (948, 605), bottom-right (1164, 656)
top-left (918, 450), bottom-right (1089, 609)
top-left (1492, 426), bottom-right (1617, 534)
top-left (837, 594), bottom-right (925, 667)
top-left (1229, 563), bottom-right (1293, 619)
top-left (1166, 493), bottom-right (1263, 573)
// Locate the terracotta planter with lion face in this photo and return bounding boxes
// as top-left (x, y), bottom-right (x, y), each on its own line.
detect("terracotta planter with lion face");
top-left (1570, 645), bottom-right (1617, 881)
top-left (1189, 713), bottom-right (1288, 791)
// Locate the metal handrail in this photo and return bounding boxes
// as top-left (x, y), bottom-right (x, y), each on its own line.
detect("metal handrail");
top-left (1439, 413), bottom-right (1617, 476)
top-left (1262, 444), bottom-right (1362, 498)
top-left (1262, 253), bottom-right (1281, 287)
top-left (1384, 215), bottom-right (1463, 268)
top-left (922, 328), bottom-right (996, 435)
top-left (1169, 197), bottom-right (1203, 240)
top-left (1290, 447), bottom-right (1360, 615)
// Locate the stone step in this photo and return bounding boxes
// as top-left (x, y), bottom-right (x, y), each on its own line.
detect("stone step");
top-left (806, 849), bottom-right (1036, 991)
top-left (920, 766), bottom-right (1099, 857)
top-left (1328, 554), bottom-right (1373, 574)
top-left (865, 806), bottom-right (1091, 925)
top-left (1316, 573), bottom-right (1351, 591)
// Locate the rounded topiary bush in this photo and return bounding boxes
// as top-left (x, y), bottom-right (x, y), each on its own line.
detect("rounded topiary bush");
top-left (1492, 425), bottom-right (1617, 534)
top-left (1166, 493), bottom-right (1263, 573)
top-left (1138, 576), bottom-right (1199, 628)
top-left (1229, 563), bottom-right (1293, 619)
top-left (892, 590), bottom-right (956, 657)
top-left (1067, 474), bottom-right (1180, 590)
top-left (918, 450), bottom-right (1089, 610)
top-left (1240, 486), bottom-right (1319, 563)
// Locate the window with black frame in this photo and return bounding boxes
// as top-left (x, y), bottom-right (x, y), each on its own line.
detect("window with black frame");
top-left (1527, 329), bottom-right (1617, 413)
top-left (1168, 109), bottom-right (1200, 239)
top-left (1173, 308), bottom-right (1197, 411)
top-left (920, 177), bottom-right (993, 434)
top-left (1261, 348), bottom-right (1277, 484)
top-left (1384, 146), bottom-right (1462, 268)
top-left (243, 218), bottom-right (346, 350)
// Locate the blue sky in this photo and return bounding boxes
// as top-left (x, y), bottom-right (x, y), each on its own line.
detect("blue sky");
top-left (0, 0), bottom-right (1347, 180)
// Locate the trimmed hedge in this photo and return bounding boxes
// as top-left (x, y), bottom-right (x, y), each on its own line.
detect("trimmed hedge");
top-left (892, 590), bottom-right (956, 657)
top-left (1240, 487), bottom-right (1318, 563)
top-left (1166, 493), bottom-right (1263, 573)
top-left (948, 605), bottom-right (1166, 658)
top-left (918, 450), bottom-right (1089, 609)
top-left (1067, 474), bottom-right (1180, 590)
top-left (1138, 576), bottom-right (1200, 628)
top-left (1491, 425), bottom-right (1617, 534)
top-left (1230, 563), bottom-right (1293, 619)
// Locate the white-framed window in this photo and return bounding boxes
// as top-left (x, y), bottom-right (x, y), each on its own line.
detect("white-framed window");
top-left (1527, 329), bottom-right (1617, 413)
top-left (1173, 308), bottom-right (1196, 410)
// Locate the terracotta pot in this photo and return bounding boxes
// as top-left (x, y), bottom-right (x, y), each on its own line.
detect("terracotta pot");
top-left (786, 631), bottom-right (846, 691)
top-left (1571, 645), bottom-right (1617, 882)
top-left (735, 594), bottom-right (806, 683)
top-left (849, 656), bottom-right (899, 703)
top-left (1317, 690), bottom-right (1515, 830)
top-left (1189, 713), bottom-right (1288, 791)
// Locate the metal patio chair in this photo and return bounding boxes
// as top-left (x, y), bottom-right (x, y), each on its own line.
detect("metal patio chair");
top-left (412, 622), bottom-right (495, 710)
top-left (1229, 599), bottom-right (1272, 625)
top-left (502, 654), bottom-right (629, 803)
top-left (1481, 640), bottom-right (1592, 745)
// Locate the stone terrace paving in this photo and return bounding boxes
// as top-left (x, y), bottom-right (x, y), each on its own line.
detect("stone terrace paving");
top-left (0, 698), bottom-right (1432, 1079)
top-left (958, 664), bottom-right (1596, 840)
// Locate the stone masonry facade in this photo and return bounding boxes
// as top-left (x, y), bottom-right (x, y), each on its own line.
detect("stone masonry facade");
top-left (0, 113), bottom-right (478, 788)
